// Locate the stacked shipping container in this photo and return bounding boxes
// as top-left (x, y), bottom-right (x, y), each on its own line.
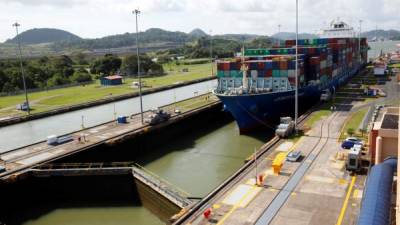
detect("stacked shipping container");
top-left (217, 37), bottom-right (368, 87)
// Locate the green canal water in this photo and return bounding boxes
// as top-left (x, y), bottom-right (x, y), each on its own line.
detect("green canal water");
top-left (23, 207), bottom-right (163, 225)
top-left (18, 120), bottom-right (269, 225)
top-left (136, 121), bottom-right (268, 198)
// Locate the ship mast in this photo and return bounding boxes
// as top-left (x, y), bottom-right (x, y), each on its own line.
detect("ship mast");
top-left (241, 46), bottom-right (249, 92)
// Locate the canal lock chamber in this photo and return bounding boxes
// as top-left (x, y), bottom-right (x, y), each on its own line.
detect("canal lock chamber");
top-left (0, 100), bottom-right (286, 225)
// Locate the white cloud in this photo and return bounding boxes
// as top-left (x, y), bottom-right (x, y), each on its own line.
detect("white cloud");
top-left (0, 0), bottom-right (399, 42)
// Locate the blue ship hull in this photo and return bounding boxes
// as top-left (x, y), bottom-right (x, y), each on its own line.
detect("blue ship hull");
top-left (215, 65), bottom-right (362, 133)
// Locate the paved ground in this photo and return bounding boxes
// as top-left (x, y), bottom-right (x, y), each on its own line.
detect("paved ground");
top-left (0, 95), bottom-right (219, 179)
top-left (183, 108), bottom-right (365, 225)
top-left (181, 70), bottom-right (400, 225)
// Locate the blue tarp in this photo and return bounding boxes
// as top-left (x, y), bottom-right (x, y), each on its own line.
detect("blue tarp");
top-left (357, 158), bottom-right (397, 225)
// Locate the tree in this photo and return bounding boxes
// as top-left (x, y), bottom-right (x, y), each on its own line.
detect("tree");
top-left (47, 73), bottom-right (70, 87)
top-left (90, 54), bottom-right (122, 76)
top-left (74, 52), bottom-right (89, 65)
top-left (359, 128), bottom-right (367, 137)
top-left (71, 68), bottom-right (92, 83)
top-left (347, 128), bottom-right (355, 137)
top-left (122, 54), bottom-right (164, 76)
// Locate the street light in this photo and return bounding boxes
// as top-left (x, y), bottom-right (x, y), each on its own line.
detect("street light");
top-left (359, 20), bottom-right (363, 65)
top-left (210, 29), bottom-right (214, 76)
top-left (133, 9), bottom-right (144, 124)
top-left (13, 22), bottom-right (30, 115)
top-left (294, 0), bottom-right (299, 132)
top-left (277, 24), bottom-right (281, 46)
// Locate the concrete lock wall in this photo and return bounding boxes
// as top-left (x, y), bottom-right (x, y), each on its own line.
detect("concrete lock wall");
top-left (134, 179), bottom-right (181, 224)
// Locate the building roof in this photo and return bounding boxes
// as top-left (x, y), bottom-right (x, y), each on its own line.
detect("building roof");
top-left (104, 75), bottom-right (122, 80)
top-left (381, 114), bottom-right (399, 130)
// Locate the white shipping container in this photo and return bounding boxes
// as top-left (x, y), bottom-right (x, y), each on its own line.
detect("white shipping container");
top-left (333, 69), bottom-right (338, 77)
top-left (251, 70), bottom-right (258, 79)
top-left (320, 60), bottom-right (327, 68)
top-left (288, 70), bottom-right (295, 77)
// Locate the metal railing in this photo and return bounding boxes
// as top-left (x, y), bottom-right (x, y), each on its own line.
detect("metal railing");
top-left (132, 163), bottom-right (192, 208)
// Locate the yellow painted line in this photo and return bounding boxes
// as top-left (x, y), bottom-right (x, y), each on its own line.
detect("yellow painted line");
top-left (239, 187), bottom-right (262, 207)
top-left (216, 185), bottom-right (258, 225)
top-left (289, 138), bottom-right (303, 152)
top-left (336, 176), bottom-right (357, 225)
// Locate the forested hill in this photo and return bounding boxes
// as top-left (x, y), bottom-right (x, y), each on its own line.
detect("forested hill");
top-left (52, 28), bottom-right (274, 51)
top-left (5, 28), bottom-right (82, 45)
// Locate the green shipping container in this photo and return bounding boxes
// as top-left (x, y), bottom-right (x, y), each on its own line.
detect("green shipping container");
top-left (217, 70), bottom-right (225, 77)
top-left (272, 70), bottom-right (280, 77)
top-left (280, 70), bottom-right (288, 77)
top-left (224, 71), bottom-right (230, 77)
top-left (230, 70), bottom-right (243, 77)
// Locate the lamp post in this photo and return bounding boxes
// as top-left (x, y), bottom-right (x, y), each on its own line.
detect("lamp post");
top-left (359, 20), bottom-right (363, 65)
top-left (277, 24), bottom-right (281, 46)
top-left (294, 0), bottom-right (299, 132)
top-left (133, 9), bottom-right (144, 124)
top-left (13, 22), bottom-right (30, 115)
top-left (210, 29), bottom-right (214, 76)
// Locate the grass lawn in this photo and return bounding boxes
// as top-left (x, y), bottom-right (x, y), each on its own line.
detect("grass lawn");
top-left (0, 62), bottom-right (215, 118)
top-left (388, 63), bottom-right (400, 68)
top-left (339, 108), bottom-right (369, 141)
top-left (163, 93), bottom-right (217, 113)
top-left (304, 102), bottom-right (333, 128)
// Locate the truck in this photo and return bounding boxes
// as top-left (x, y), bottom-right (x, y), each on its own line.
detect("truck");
top-left (144, 109), bottom-right (171, 125)
top-left (47, 135), bottom-right (74, 145)
top-left (16, 102), bottom-right (30, 111)
top-left (275, 117), bottom-right (295, 138)
top-left (346, 147), bottom-right (362, 172)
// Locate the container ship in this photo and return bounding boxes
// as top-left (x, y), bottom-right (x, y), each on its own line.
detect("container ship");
top-left (214, 20), bottom-right (369, 133)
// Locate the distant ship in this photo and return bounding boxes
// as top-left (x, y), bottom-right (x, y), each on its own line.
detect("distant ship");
top-left (214, 20), bottom-right (369, 133)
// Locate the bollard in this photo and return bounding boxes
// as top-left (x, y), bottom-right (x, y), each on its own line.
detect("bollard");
top-left (203, 208), bottom-right (212, 219)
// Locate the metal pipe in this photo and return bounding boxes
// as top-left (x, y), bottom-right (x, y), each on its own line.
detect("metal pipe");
top-left (13, 22), bottom-right (30, 115)
top-left (133, 9), bottom-right (144, 124)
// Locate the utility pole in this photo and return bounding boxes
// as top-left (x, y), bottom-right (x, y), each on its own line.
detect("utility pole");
top-left (254, 147), bottom-right (258, 185)
top-left (294, 0), bottom-right (299, 132)
top-left (277, 24), bottom-right (281, 46)
top-left (133, 9), bottom-right (144, 124)
top-left (13, 22), bottom-right (30, 115)
top-left (210, 29), bottom-right (214, 76)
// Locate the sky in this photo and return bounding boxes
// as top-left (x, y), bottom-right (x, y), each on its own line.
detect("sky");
top-left (1, 0), bottom-right (400, 42)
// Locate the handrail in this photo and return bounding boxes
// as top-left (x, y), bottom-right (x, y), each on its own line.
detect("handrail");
top-left (132, 164), bottom-right (192, 207)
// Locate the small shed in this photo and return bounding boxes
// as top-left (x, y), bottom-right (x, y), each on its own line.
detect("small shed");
top-left (100, 75), bottom-right (123, 86)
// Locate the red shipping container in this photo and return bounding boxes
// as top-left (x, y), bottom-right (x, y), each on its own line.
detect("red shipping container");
top-left (221, 62), bottom-right (230, 71)
top-left (310, 57), bottom-right (320, 65)
top-left (285, 40), bottom-right (296, 46)
top-left (328, 38), bottom-right (337, 44)
top-left (309, 48), bottom-right (315, 55)
top-left (265, 70), bottom-right (273, 77)
top-left (279, 60), bottom-right (288, 70)
top-left (257, 62), bottom-right (265, 70)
